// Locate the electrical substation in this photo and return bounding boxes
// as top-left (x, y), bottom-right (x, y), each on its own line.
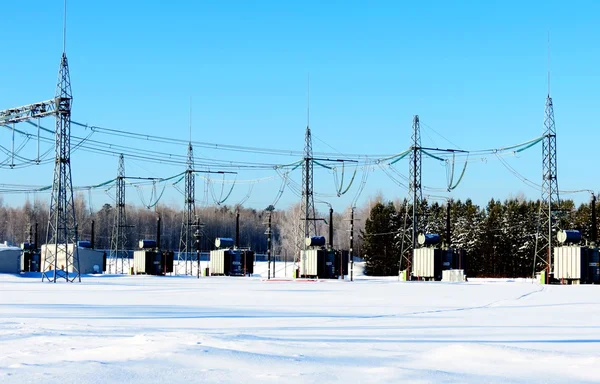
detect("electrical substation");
top-left (208, 212), bottom-right (255, 276)
top-left (550, 196), bottom-right (600, 285)
top-left (0, 2), bottom-right (596, 288)
top-left (133, 217), bottom-right (174, 276)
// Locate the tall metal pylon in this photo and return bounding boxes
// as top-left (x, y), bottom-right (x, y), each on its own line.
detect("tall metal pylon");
top-left (42, 1), bottom-right (80, 282)
top-left (109, 154), bottom-right (129, 274)
top-left (178, 142), bottom-right (196, 275)
top-left (533, 94), bottom-right (560, 281)
top-left (298, 80), bottom-right (318, 257)
top-left (400, 115), bottom-right (422, 276)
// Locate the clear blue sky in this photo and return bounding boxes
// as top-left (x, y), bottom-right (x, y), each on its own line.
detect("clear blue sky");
top-left (0, 0), bottom-right (598, 213)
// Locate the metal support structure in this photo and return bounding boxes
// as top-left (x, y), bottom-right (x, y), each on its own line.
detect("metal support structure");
top-left (91, 220), bottom-right (95, 249)
top-left (34, 222), bottom-right (39, 251)
top-left (109, 154), bottom-right (129, 274)
top-left (446, 200), bottom-right (451, 247)
top-left (592, 193), bottom-right (597, 245)
top-left (0, 99), bottom-right (57, 126)
top-left (266, 211), bottom-right (272, 280)
top-left (178, 142), bottom-right (196, 275)
top-left (192, 218), bottom-right (204, 278)
top-left (299, 125), bottom-right (318, 250)
top-left (400, 115), bottom-right (422, 278)
top-left (533, 95), bottom-right (560, 282)
top-left (42, 48), bottom-right (80, 282)
top-left (328, 207), bottom-right (334, 249)
top-left (235, 210), bottom-right (240, 249)
top-left (350, 207), bottom-right (355, 281)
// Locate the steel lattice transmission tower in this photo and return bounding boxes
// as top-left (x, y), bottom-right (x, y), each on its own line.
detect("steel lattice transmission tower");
top-left (109, 154), bottom-right (129, 274)
top-left (41, 49), bottom-right (81, 282)
top-left (534, 94), bottom-right (560, 280)
top-left (178, 142), bottom-right (196, 275)
top-left (400, 115), bottom-right (423, 276)
top-left (299, 123), bottom-right (318, 254)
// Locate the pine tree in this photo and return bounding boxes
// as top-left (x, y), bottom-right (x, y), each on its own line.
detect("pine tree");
top-left (362, 202), bottom-right (400, 276)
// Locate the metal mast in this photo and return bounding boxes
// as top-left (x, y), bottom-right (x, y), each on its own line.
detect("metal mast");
top-left (298, 77), bottom-right (318, 261)
top-left (109, 154), bottom-right (129, 274)
top-left (178, 142), bottom-right (196, 275)
top-left (299, 115), bottom-right (318, 254)
top-left (534, 36), bottom-right (560, 283)
top-left (534, 94), bottom-right (560, 281)
top-left (400, 115), bottom-right (422, 276)
top-left (42, 0), bottom-right (80, 282)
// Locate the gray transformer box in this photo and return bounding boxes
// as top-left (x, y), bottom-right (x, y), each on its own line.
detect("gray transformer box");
top-left (40, 244), bottom-right (104, 274)
top-left (209, 249), bottom-right (253, 276)
top-left (0, 246), bottom-right (22, 274)
top-left (299, 249), bottom-right (337, 278)
top-left (133, 250), bottom-right (164, 275)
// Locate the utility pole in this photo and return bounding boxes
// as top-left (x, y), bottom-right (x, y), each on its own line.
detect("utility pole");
top-left (350, 207), bottom-right (354, 281)
top-left (446, 200), bottom-right (451, 247)
top-left (346, 206), bottom-right (361, 282)
top-left (91, 220), bottom-right (95, 249)
top-left (591, 193), bottom-right (597, 245)
top-left (34, 222), bottom-right (38, 251)
top-left (266, 211), bottom-right (272, 280)
top-left (193, 218), bottom-right (203, 279)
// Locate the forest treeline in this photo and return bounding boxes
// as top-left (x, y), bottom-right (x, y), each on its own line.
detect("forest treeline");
top-left (0, 194), bottom-right (365, 261)
top-left (0, 193), bottom-right (596, 278)
top-left (361, 197), bottom-right (598, 277)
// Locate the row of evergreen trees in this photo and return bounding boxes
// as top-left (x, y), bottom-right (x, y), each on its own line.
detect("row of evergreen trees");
top-left (361, 197), bottom-right (597, 277)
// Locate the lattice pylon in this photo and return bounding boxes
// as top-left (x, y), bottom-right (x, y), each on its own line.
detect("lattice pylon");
top-left (42, 52), bottom-right (80, 283)
top-left (298, 125), bottom-right (318, 257)
top-left (401, 115), bottom-right (422, 276)
top-left (108, 154), bottom-right (129, 274)
top-left (178, 143), bottom-right (196, 275)
top-left (533, 95), bottom-right (560, 280)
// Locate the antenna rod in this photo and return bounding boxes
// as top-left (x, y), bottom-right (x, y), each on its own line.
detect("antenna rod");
top-left (63, 0), bottom-right (67, 53)
top-left (307, 73), bottom-right (310, 128)
top-left (547, 31), bottom-right (550, 96)
top-left (189, 97), bottom-right (192, 142)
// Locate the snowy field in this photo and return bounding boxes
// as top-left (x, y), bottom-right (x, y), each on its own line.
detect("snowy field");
top-left (1, 263), bottom-right (599, 384)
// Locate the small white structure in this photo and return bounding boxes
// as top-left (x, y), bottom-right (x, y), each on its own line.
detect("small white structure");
top-left (0, 242), bottom-right (22, 274)
top-left (442, 269), bottom-right (466, 282)
top-left (209, 249), bottom-right (226, 275)
top-left (412, 247), bottom-right (441, 280)
top-left (299, 249), bottom-right (319, 277)
top-left (40, 244), bottom-right (105, 274)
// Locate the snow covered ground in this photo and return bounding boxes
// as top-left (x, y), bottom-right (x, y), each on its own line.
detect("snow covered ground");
top-left (1, 263), bottom-right (599, 384)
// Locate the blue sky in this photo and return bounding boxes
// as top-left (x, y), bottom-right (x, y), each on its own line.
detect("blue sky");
top-left (0, 0), bottom-right (599, 213)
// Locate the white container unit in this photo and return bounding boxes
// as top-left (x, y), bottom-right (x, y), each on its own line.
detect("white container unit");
top-left (554, 246), bottom-right (583, 281)
top-left (40, 244), bottom-right (104, 274)
top-left (210, 249), bottom-right (226, 275)
top-left (442, 269), bottom-right (466, 282)
top-left (412, 247), bottom-right (437, 279)
top-left (299, 249), bottom-right (318, 277)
